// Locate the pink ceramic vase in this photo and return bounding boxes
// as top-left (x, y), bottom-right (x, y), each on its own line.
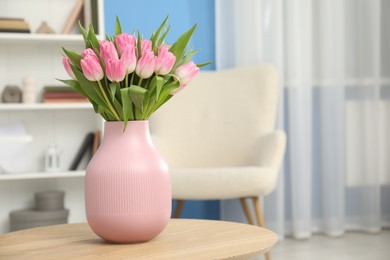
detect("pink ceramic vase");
top-left (85, 121), bottom-right (171, 243)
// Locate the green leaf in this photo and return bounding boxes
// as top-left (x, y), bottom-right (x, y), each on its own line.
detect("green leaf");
top-left (57, 78), bottom-right (112, 119)
top-left (180, 48), bottom-right (199, 66)
top-left (100, 111), bottom-right (110, 121)
top-left (147, 76), bottom-right (157, 93)
top-left (105, 32), bottom-right (111, 41)
top-left (169, 23), bottom-right (197, 69)
top-left (152, 15), bottom-right (169, 42)
top-left (129, 85), bottom-right (148, 112)
top-left (146, 81), bottom-right (180, 117)
top-left (70, 64), bottom-right (112, 118)
top-left (87, 24), bottom-right (100, 51)
top-left (136, 30), bottom-right (142, 58)
top-left (112, 98), bottom-right (124, 119)
top-left (78, 21), bottom-right (88, 45)
top-left (109, 82), bottom-right (118, 102)
top-left (120, 87), bottom-right (134, 129)
top-left (196, 61), bottom-right (214, 68)
top-left (114, 15), bottom-right (122, 36)
top-left (159, 81), bottom-right (180, 102)
top-left (152, 15), bottom-right (169, 52)
top-left (107, 83), bottom-right (124, 119)
top-left (57, 79), bottom-right (87, 97)
top-left (155, 76), bottom-right (164, 101)
top-left (157, 25), bottom-right (171, 47)
top-left (62, 48), bottom-right (82, 70)
top-left (89, 99), bottom-right (105, 115)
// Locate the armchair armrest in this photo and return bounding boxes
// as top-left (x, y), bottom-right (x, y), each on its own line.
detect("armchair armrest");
top-left (257, 130), bottom-right (286, 168)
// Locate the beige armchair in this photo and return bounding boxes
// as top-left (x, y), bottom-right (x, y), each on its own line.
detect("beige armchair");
top-left (150, 65), bottom-right (286, 259)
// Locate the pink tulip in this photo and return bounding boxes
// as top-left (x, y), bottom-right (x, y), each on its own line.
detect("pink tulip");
top-left (100, 40), bottom-right (119, 63)
top-left (141, 39), bottom-right (152, 53)
top-left (155, 45), bottom-right (176, 75)
top-left (62, 56), bottom-right (76, 80)
top-left (121, 45), bottom-right (137, 74)
top-left (174, 61), bottom-right (199, 86)
top-left (106, 59), bottom-right (126, 82)
top-left (80, 55), bottom-right (104, 81)
top-left (115, 33), bottom-right (137, 55)
top-left (82, 48), bottom-right (96, 58)
top-left (135, 50), bottom-right (156, 79)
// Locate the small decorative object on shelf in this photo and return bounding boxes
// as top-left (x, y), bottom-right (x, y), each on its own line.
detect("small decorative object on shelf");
top-left (22, 76), bottom-right (37, 103)
top-left (36, 21), bottom-right (55, 34)
top-left (44, 145), bottom-right (61, 172)
top-left (60, 16), bottom-right (210, 243)
top-left (1, 86), bottom-right (22, 103)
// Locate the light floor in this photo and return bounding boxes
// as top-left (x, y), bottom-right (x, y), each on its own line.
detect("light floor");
top-left (269, 230), bottom-right (390, 260)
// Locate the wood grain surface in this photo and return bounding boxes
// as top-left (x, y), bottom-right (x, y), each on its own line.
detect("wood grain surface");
top-left (0, 219), bottom-right (277, 259)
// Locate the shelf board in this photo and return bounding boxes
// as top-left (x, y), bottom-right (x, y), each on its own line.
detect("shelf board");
top-left (0, 135), bottom-right (33, 143)
top-left (0, 103), bottom-right (93, 111)
top-left (0, 33), bottom-right (84, 44)
top-left (0, 170), bottom-right (85, 181)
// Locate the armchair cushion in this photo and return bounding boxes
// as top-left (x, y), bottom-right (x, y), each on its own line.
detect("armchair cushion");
top-left (172, 166), bottom-right (277, 200)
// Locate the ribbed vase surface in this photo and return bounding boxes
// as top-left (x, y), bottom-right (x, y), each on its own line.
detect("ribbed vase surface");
top-left (85, 121), bottom-right (171, 243)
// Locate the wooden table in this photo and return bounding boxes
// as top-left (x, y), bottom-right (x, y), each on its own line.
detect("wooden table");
top-left (0, 219), bottom-right (277, 259)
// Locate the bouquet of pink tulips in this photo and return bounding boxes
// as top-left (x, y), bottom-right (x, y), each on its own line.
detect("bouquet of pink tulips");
top-left (60, 16), bottom-right (209, 127)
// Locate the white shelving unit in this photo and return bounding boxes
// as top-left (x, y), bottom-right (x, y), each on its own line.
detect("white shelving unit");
top-left (0, 103), bottom-right (93, 111)
top-left (0, 0), bottom-right (105, 233)
top-left (0, 171), bottom-right (85, 181)
top-left (0, 33), bottom-right (85, 44)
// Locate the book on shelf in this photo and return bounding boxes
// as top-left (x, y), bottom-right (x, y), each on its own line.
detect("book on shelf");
top-left (69, 131), bottom-right (100, 171)
top-left (62, 0), bottom-right (84, 34)
top-left (42, 86), bottom-right (87, 103)
top-left (0, 17), bottom-right (30, 33)
top-left (92, 130), bottom-right (100, 155)
top-left (61, 0), bottom-right (99, 35)
top-left (83, 0), bottom-right (92, 29)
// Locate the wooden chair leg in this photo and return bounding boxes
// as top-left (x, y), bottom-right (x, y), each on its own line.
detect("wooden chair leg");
top-left (173, 200), bottom-right (185, 218)
top-left (239, 198), bottom-right (255, 225)
top-left (252, 196), bottom-right (265, 227)
top-left (252, 196), bottom-right (271, 260)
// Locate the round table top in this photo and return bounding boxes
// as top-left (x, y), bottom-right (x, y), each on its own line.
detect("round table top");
top-left (0, 219), bottom-right (277, 260)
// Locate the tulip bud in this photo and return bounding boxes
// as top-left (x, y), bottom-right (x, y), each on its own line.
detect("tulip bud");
top-left (62, 56), bottom-right (76, 80)
top-left (82, 48), bottom-right (96, 58)
top-left (135, 50), bottom-right (156, 79)
top-left (80, 55), bottom-right (104, 81)
top-left (155, 45), bottom-right (176, 75)
top-left (121, 45), bottom-right (137, 74)
top-left (106, 59), bottom-right (126, 82)
top-left (100, 40), bottom-right (119, 64)
top-left (115, 33), bottom-right (137, 55)
top-left (138, 40), bottom-right (152, 56)
top-left (174, 61), bottom-right (199, 86)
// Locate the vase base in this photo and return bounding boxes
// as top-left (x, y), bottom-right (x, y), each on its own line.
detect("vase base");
top-left (87, 212), bottom-right (171, 243)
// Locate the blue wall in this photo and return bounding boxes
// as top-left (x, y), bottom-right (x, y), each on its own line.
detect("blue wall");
top-left (104, 0), bottom-right (215, 70)
top-left (104, 0), bottom-right (219, 220)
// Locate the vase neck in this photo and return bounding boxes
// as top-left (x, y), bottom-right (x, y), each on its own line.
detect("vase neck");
top-left (103, 121), bottom-right (151, 141)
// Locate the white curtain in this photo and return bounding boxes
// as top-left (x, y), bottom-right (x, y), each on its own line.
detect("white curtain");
top-left (216, 0), bottom-right (390, 239)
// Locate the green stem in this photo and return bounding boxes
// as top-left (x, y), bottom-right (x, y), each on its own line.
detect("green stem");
top-left (97, 80), bottom-right (120, 120)
top-left (138, 77), bottom-right (143, 87)
top-left (130, 73), bottom-right (135, 86)
top-left (125, 74), bottom-right (129, 88)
